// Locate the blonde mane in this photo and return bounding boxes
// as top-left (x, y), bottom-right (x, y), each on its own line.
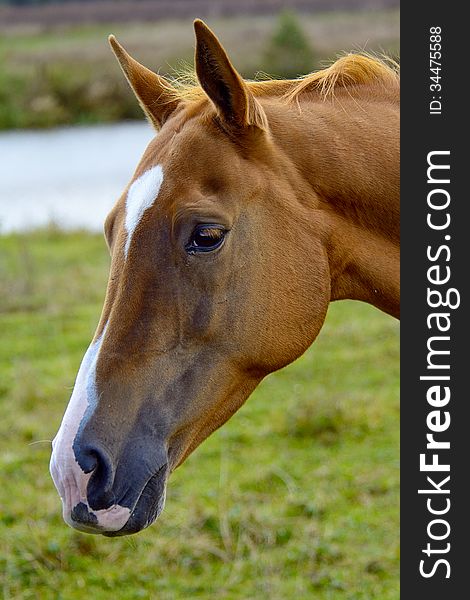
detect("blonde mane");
top-left (166, 53), bottom-right (399, 106)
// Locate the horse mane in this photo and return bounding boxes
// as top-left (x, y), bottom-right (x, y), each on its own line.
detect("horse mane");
top-left (165, 53), bottom-right (399, 107)
top-left (281, 53), bottom-right (399, 102)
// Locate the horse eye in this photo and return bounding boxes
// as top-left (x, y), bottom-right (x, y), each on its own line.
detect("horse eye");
top-left (186, 224), bottom-right (227, 254)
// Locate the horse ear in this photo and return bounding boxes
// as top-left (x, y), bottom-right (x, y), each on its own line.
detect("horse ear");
top-left (193, 20), bottom-right (268, 131)
top-left (108, 35), bottom-right (179, 130)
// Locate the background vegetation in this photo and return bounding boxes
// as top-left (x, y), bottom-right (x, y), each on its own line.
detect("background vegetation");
top-left (0, 8), bottom-right (399, 129)
top-left (0, 230), bottom-right (399, 598)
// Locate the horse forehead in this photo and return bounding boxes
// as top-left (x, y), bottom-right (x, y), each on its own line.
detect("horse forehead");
top-left (111, 125), bottom-right (207, 259)
top-left (144, 116), bottom-right (236, 174)
top-left (117, 116), bottom-right (245, 239)
top-left (118, 129), bottom-right (188, 227)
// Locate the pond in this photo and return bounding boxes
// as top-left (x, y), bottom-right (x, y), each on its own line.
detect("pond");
top-left (0, 122), bottom-right (154, 233)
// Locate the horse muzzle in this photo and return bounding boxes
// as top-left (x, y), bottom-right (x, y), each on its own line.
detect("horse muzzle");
top-left (50, 431), bottom-right (169, 536)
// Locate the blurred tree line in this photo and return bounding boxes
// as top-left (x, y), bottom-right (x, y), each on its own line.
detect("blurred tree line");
top-left (0, 9), bottom-right (318, 129)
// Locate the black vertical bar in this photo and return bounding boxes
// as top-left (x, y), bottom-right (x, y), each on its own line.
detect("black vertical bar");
top-left (401, 2), bottom-right (467, 598)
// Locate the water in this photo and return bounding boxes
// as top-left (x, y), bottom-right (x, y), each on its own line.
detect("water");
top-left (0, 122), bottom-right (154, 233)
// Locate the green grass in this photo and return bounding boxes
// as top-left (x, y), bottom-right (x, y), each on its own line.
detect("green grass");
top-left (0, 230), bottom-right (399, 599)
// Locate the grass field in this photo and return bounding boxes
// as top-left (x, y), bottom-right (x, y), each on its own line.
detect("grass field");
top-left (0, 230), bottom-right (399, 599)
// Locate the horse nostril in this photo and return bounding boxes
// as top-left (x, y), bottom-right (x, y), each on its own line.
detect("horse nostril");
top-left (75, 444), bottom-right (116, 511)
top-left (77, 446), bottom-right (100, 474)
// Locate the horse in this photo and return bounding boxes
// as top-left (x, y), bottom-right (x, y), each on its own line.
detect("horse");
top-left (50, 20), bottom-right (399, 536)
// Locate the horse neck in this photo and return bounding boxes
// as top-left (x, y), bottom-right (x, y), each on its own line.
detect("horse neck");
top-left (269, 89), bottom-right (400, 318)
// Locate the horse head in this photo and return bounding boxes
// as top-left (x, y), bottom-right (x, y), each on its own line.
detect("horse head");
top-left (50, 20), bottom-right (399, 535)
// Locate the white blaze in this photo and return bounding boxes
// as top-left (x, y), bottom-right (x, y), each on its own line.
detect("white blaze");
top-left (50, 164), bottom-right (165, 532)
top-left (124, 164), bottom-right (164, 257)
top-left (49, 325), bottom-right (130, 532)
